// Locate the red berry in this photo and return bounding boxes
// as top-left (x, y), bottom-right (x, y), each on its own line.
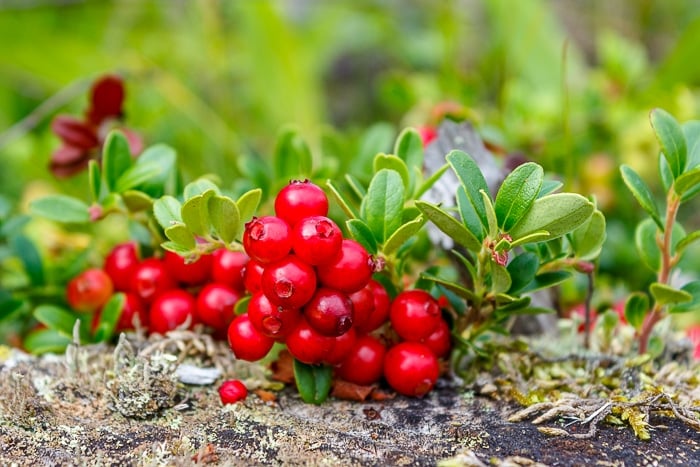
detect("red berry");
top-left (227, 313), bottom-right (275, 362)
top-left (324, 327), bottom-right (358, 365)
top-left (115, 292), bottom-right (148, 332)
top-left (218, 379), bottom-right (248, 404)
top-left (384, 342), bottom-right (439, 397)
top-left (130, 258), bottom-right (177, 304)
top-left (348, 284), bottom-right (375, 332)
top-left (242, 260), bottom-right (265, 294)
top-left (304, 288), bottom-right (354, 337)
top-left (316, 239), bottom-right (372, 293)
top-left (421, 319), bottom-right (451, 359)
top-left (390, 289), bottom-right (441, 341)
top-left (274, 180), bottom-right (329, 227)
top-left (357, 279), bottom-right (391, 333)
top-left (247, 291), bottom-right (301, 339)
top-left (290, 216), bottom-right (342, 265)
top-left (417, 125), bottom-right (437, 147)
top-left (212, 249), bottom-right (248, 292)
top-left (243, 216), bottom-right (291, 264)
top-left (196, 283), bottom-right (242, 331)
top-left (104, 242), bottom-right (140, 291)
top-left (285, 318), bottom-right (335, 365)
top-left (66, 268), bottom-right (114, 312)
top-left (149, 289), bottom-right (196, 334)
top-left (164, 251), bottom-right (212, 286)
top-left (336, 335), bottom-right (386, 386)
top-left (261, 255), bottom-right (317, 309)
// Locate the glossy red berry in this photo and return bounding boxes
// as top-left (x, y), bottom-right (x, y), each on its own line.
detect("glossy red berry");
top-left (130, 258), bottom-right (177, 304)
top-left (261, 255), bottom-right (317, 309)
top-left (290, 216), bottom-right (342, 265)
top-left (242, 259), bottom-right (265, 294)
top-left (336, 335), bottom-right (386, 386)
top-left (66, 268), bottom-right (114, 312)
top-left (285, 318), bottom-right (335, 365)
top-left (356, 279), bottom-right (391, 334)
top-left (243, 216), bottom-right (291, 264)
top-left (196, 283), bottom-right (242, 331)
top-left (316, 239), bottom-right (373, 294)
top-left (304, 288), bottom-right (354, 337)
top-left (274, 180), bottom-right (329, 227)
top-left (247, 291), bottom-right (301, 339)
top-left (390, 289), bottom-right (441, 341)
top-left (115, 292), bottom-right (148, 332)
top-left (149, 289), bottom-right (196, 334)
top-left (384, 342), bottom-right (439, 397)
top-left (211, 249), bottom-right (249, 292)
top-left (164, 251), bottom-right (212, 286)
top-left (421, 319), bottom-right (451, 359)
top-left (218, 379), bottom-right (248, 404)
top-left (227, 313), bottom-right (275, 362)
top-left (103, 242), bottom-right (140, 292)
top-left (348, 284), bottom-right (375, 332)
top-left (323, 327), bottom-right (358, 365)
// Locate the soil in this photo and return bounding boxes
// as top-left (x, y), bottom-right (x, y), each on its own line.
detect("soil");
top-left (1, 338), bottom-right (699, 467)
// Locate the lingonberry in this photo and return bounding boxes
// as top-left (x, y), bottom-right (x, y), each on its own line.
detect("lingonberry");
top-left (383, 342), bottom-right (439, 397)
top-left (211, 249), bottom-right (249, 292)
top-left (130, 258), bottom-right (177, 304)
top-left (356, 279), bottom-right (391, 334)
top-left (261, 255), bottom-right (317, 309)
top-left (323, 327), bottom-right (358, 365)
top-left (103, 242), bottom-right (140, 292)
top-left (219, 379), bottom-right (248, 404)
top-left (274, 180), bottom-right (329, 227)
top-left (335, 335), bottom-right (386, 386)
top-left (316, 239), bottom-right (373, 294)
top-left (348, 284), bottom-right (375, 332)
top-left (247, 291), bottom-right (301, 339)
top-left (390, 289), bottom-right (441, 341)
top-left (421, 319), bottom-right (451, 359)
top-left (115, 292), bottom-right (148, 332)
top-left (149, 289), bottom-right (196, 334)
top-left (304, 288), bottom-right (354, 337)
top-left (66, 268), bottom-right (114, 312)
top-left (243, 216), bottom-right (292, 264)
top-left (227, 313), bottom-right (275, 362)
top-left (242, 259), bottom-right (265, 294)
top-left (285, 318), bottom-right (335, 365)
top-left (290, 216), bottom-right (342, 265)
top-left (196, 283), bottom-right (242, 331)
top-left (163, 250), bottom-right (212, 286)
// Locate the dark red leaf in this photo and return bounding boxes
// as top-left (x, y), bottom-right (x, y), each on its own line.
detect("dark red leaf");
top-left (86, 75), bottom-right (125, 124)
top-left (51, 115), bottom-right (99, 149)
top-left (49, 145), bottom-right (91, 178)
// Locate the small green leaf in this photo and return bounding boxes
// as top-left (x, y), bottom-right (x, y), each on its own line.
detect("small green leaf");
top-left (507, 252), bottom-right (539, 295)
top-left (352, 122), bottom-right (395, 173)
top-left (274, 127), bottom-right (313, 180)
top-left (122, 190), bottom-right (153, 213)
top-left (115, 160), bottom-right (163, 193)
top-left (446, 150), bottom-right (489, 230)
top-left (93, 293), bottom-right (125, 342)
top-left (208, 196), bottom-right (240, 244)
top-left (650, 108), bottom-right (687, 179)
top-left (153, 196), bottom-right (183, 229)
top-left (326, 180), bottom-right (358, 219)
top-left (480, 190), bottom-right (499, 238)
top-left (102, 130), bottom-right (133, 192)
top-left (293, 360), bottom-right (333, 405)
top-left (456, 187), bottom-right (485, 242)
top-left (182, 191), bottom-right (215, 237)
top-left (30, 195), bottom-right (90, 224)
top-left (132, 144), bottom-right (178, 198)
top-left (669, 281), bottom-right (700, 314)
top-left (346, 219), bottom-right (378, 255)
top-left (494, 162), bottom-right (543, 231)
top-left (509, 230), bottom-right (551, 248)
top-left (361, 169), bottom-right (405, 243)
top-left (684, 120), bottom-right (700, 169)
top-left (674, 166), bottom-right (700, 199)
top-left (373, 154), bottom-right (411, 197)
top-left (659, 155), bottom-right (674, 193)
top-left (624, 292), bottom-right (649, 330)
top-left (383, 215), bottom-right (426, 256)
top-left (420, 273), bottom-right (477, 302)
top-left (649, 282), bottom-right (692, 306)
top-left (10, 235), bottom-right (45, 286)
top-left (676, 229), bottom-right (700, 256)
top-left (164, 223), bottom-right (196, 250)
top-left (34, 305), bottom-right (78, 337)
top-left (236, 188), bottom-right (262, 225)
top-left (415, 162), bottom-right (449, 199)
top-left (491, 263), bottom-right (511, 294)
top-left (520, 271), bottom-right (573, 293)
top-left (509, 194), bottom-right (594, 241)
top-left (22, 328), bottom-right (72, 355)
top-left (620, 165), bottom-right (663, 229)
top-left (415, 201), bottom-right (481, 251)
top-left (345, 174), bottom-right (367, 200)
top-left (538, 179), bottom-right (563, 197)
top-left (161, 241), bottom-right (193, 255)
top-left (88, 160), bottom-right (101, 202)
top-left (635, 218), bottom-right (660, 271)
top-left (570, 210), bottom-right (606, 260)
top-left (394, 127), bottom-right (424, 172)
top-left (184, 179), bottom-right (220, 199)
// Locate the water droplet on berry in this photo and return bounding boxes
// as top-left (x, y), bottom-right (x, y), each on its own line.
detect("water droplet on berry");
top-left (262, 316), bottom-right (282, 334)
top-left (274, 279), bottom-right (294, 298)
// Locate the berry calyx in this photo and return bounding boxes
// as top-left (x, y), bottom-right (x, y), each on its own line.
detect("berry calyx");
top-left (383, 342), bottom-right (439, 397)
top-left (261, 255), bottom-right (317, 309)
top-left (219, 379), bottom-right (248, 404)
top-left (389, 289), bottom-right (441, 341)
top-left (290, 216), bottom-right (342, 265)
top-left (274, 180), bottom-right (329, 227)
top-left (243, 216), bottom-right (291, 264)
top-left (149, 289), bottom-right (196, 334)
top-left (303, 288), bottom-right (354, 337)
top-left (66, 268), bottom-right (114, 312)
top-left (227, 313), bottom-right (275, 362)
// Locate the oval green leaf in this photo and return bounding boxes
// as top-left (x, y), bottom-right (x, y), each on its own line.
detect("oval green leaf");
top-left (415, 201), bottom-right (481, 251)
top-left (10, 235), bottom-right (45, 286)
top-left (181, 191), bottom-right (215, 237)
top-left (570, 210), bottom-right (606, 260)
top-left (293, 360), bottom-right (333, 405)
top-left (122, 190), bottom-right (153, 212)
top-left (420, 273), bottom-right (477, 302)
top-left (88, 160), bottom-right (101, 202)
top-left (456, 186), bottom-right (485, 242)
top-left (383, 215), bottom-right (426, 256)
top-left (326, 180), bottom-right (358, 219)
top-left (509, 194), bottom-right (594, 241)
top-left (361, 169), bottom-right (405, 243)
top-left (22, 328), bottom-right (72, 355)
top-left (346, 219), bottom-right (378, 255)
top-left (624, 292), bottom-right (649, 330)
top-left (394, 127), bottom-right (423, 172)
top-left (34, 305), bottom-right (78, 337)
top-left (93, 293), bottom-right (125, 342)
top-left (236, 188), bottom-right (262, 225)
top-left (494, 162), bottom-right (543, 231)
top-left (373, 154), bottom-right (411, 198)
top-left (30, 195), bottom-right (90, 224)
top-left (165, 223), bottom-right (196, 250)
top-left (674, 165), bottom-right (700, 199)
top-left (491, 263), bottom-right (512, 294)
top-left (649, 282), bottom-right (692, 306)
top-left (520, 271), bottom-right (573, 293)
top-left (209, 195), bottom-right (240, 244)
top-left (274, 127), bottom-right (313, 180)
top-left (153, 195), bottom-right (183, 229)
top-left (669, 281), bottom-right (700, 314)
top-left (620, 165), bottom-right (662, 229)
top-left (446, 150), bottom-right (489, 230)
top-left (507, 252), bottom-right (539, 295)
top-left (650, 108), bottom-right (687, 179)
top-left (102, 130), bottom-right (133, 192)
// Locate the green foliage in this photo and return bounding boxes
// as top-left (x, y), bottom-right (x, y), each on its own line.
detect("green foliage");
top-left (293, 360), bottom-right (333, 405)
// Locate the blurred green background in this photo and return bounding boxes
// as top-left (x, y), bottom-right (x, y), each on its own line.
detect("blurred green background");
top-left (1, 0), bottom-right (700, 294)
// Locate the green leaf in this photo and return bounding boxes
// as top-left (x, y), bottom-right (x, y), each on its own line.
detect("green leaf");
top-left (394, 127), bottom-right (424, 172)
top-left (674, 165), bottom-right (700, 199)
top-left (420, 273), bottom-right (477, 302)
top-left (161, 241), bottom-right (193, 256)
top-left (209, 196), bottom-right (240, 244)
top-left (361, 169), bottom-right (405, 243)
top-left (345, 174), bottom-right (367, 200)
top-left (624, 292), bottom-right (649, 329)
top-left (620, 165), bottom-right (663, 229)
top-left (415, 162), bottom-right (449, 199)
top-left (480, 190), bottom-right (499, 238)
top-left (153, 196), bottom-right (183, 229)
top-left (182, 191), bottom-right (215, 237)
top-left (446, 150), bottom-right (489, 230)
top-left (684, 120), bottom-right (700, 169)
top-left (184, 179), bottom-right (220, 199)
top-left (509, 230), bottom-right (551, 248)
top-left (415, 201), bottom-right (481, 251)
top-left (22, 328), bottom-right (72, 355)
top-left (659, 155), bottom-right (674, 193)
top-left (88, 160), bottom-right (101, 202)
top-left (649, 282), bottom-right (692, 306)
top-left (115, 159), bottom-right (164, 193)
top-left (507, 252), bottom-right (539, 295)
top-left (509, 194), bottom-right (594, 241)
top-left (121, 190), bottom-right (153, 212)
top-left (93, 293), bottom-right (125, 342)
top-left (491, 263), bottom-right (511, 294)
top-left (236, 188), bottom-right (262, 225)
top-left (373, 154), bottom-right (410, 198)
top-left (650, 108), bottom-right (687, 179)
top-left (520, 271), bottom-right (573, 293)
top-left (675, 229), bottom-right (700, 256)
top-left (383, 215), bottom-right (426, 256)
top-left (34, 305), bottom-right (78, 337)
top-left (293, 360), bottom-right (332, 405)
top-left (570, 210), bottom-right (606, 260)
top-left (635, 218), bottom-right (660, 271)
top-left (164, 223), bottom-right (196, 250)
top-left (326, 180), bottom-right (358, 219)
top-left (102, 130), bottom-right (133, 192)
top-left (30, 195), bottom-right (90, 224)
top-left (346, 219), bottom-right (378, 255)
top-left (669, 281), bottom-right (700, 314)
top-left (10, 235), bottom-right (45, 286)
top-left (538, 179), bottom-right (563, 197)
top-left (352, 122), bottom-right (395, 173)
top-left (274, 127), bottom-right (313, 180)
top-left (494, 162), bottom-right (543, 231)
top-left (456, 187), bottom-right (485, 242)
